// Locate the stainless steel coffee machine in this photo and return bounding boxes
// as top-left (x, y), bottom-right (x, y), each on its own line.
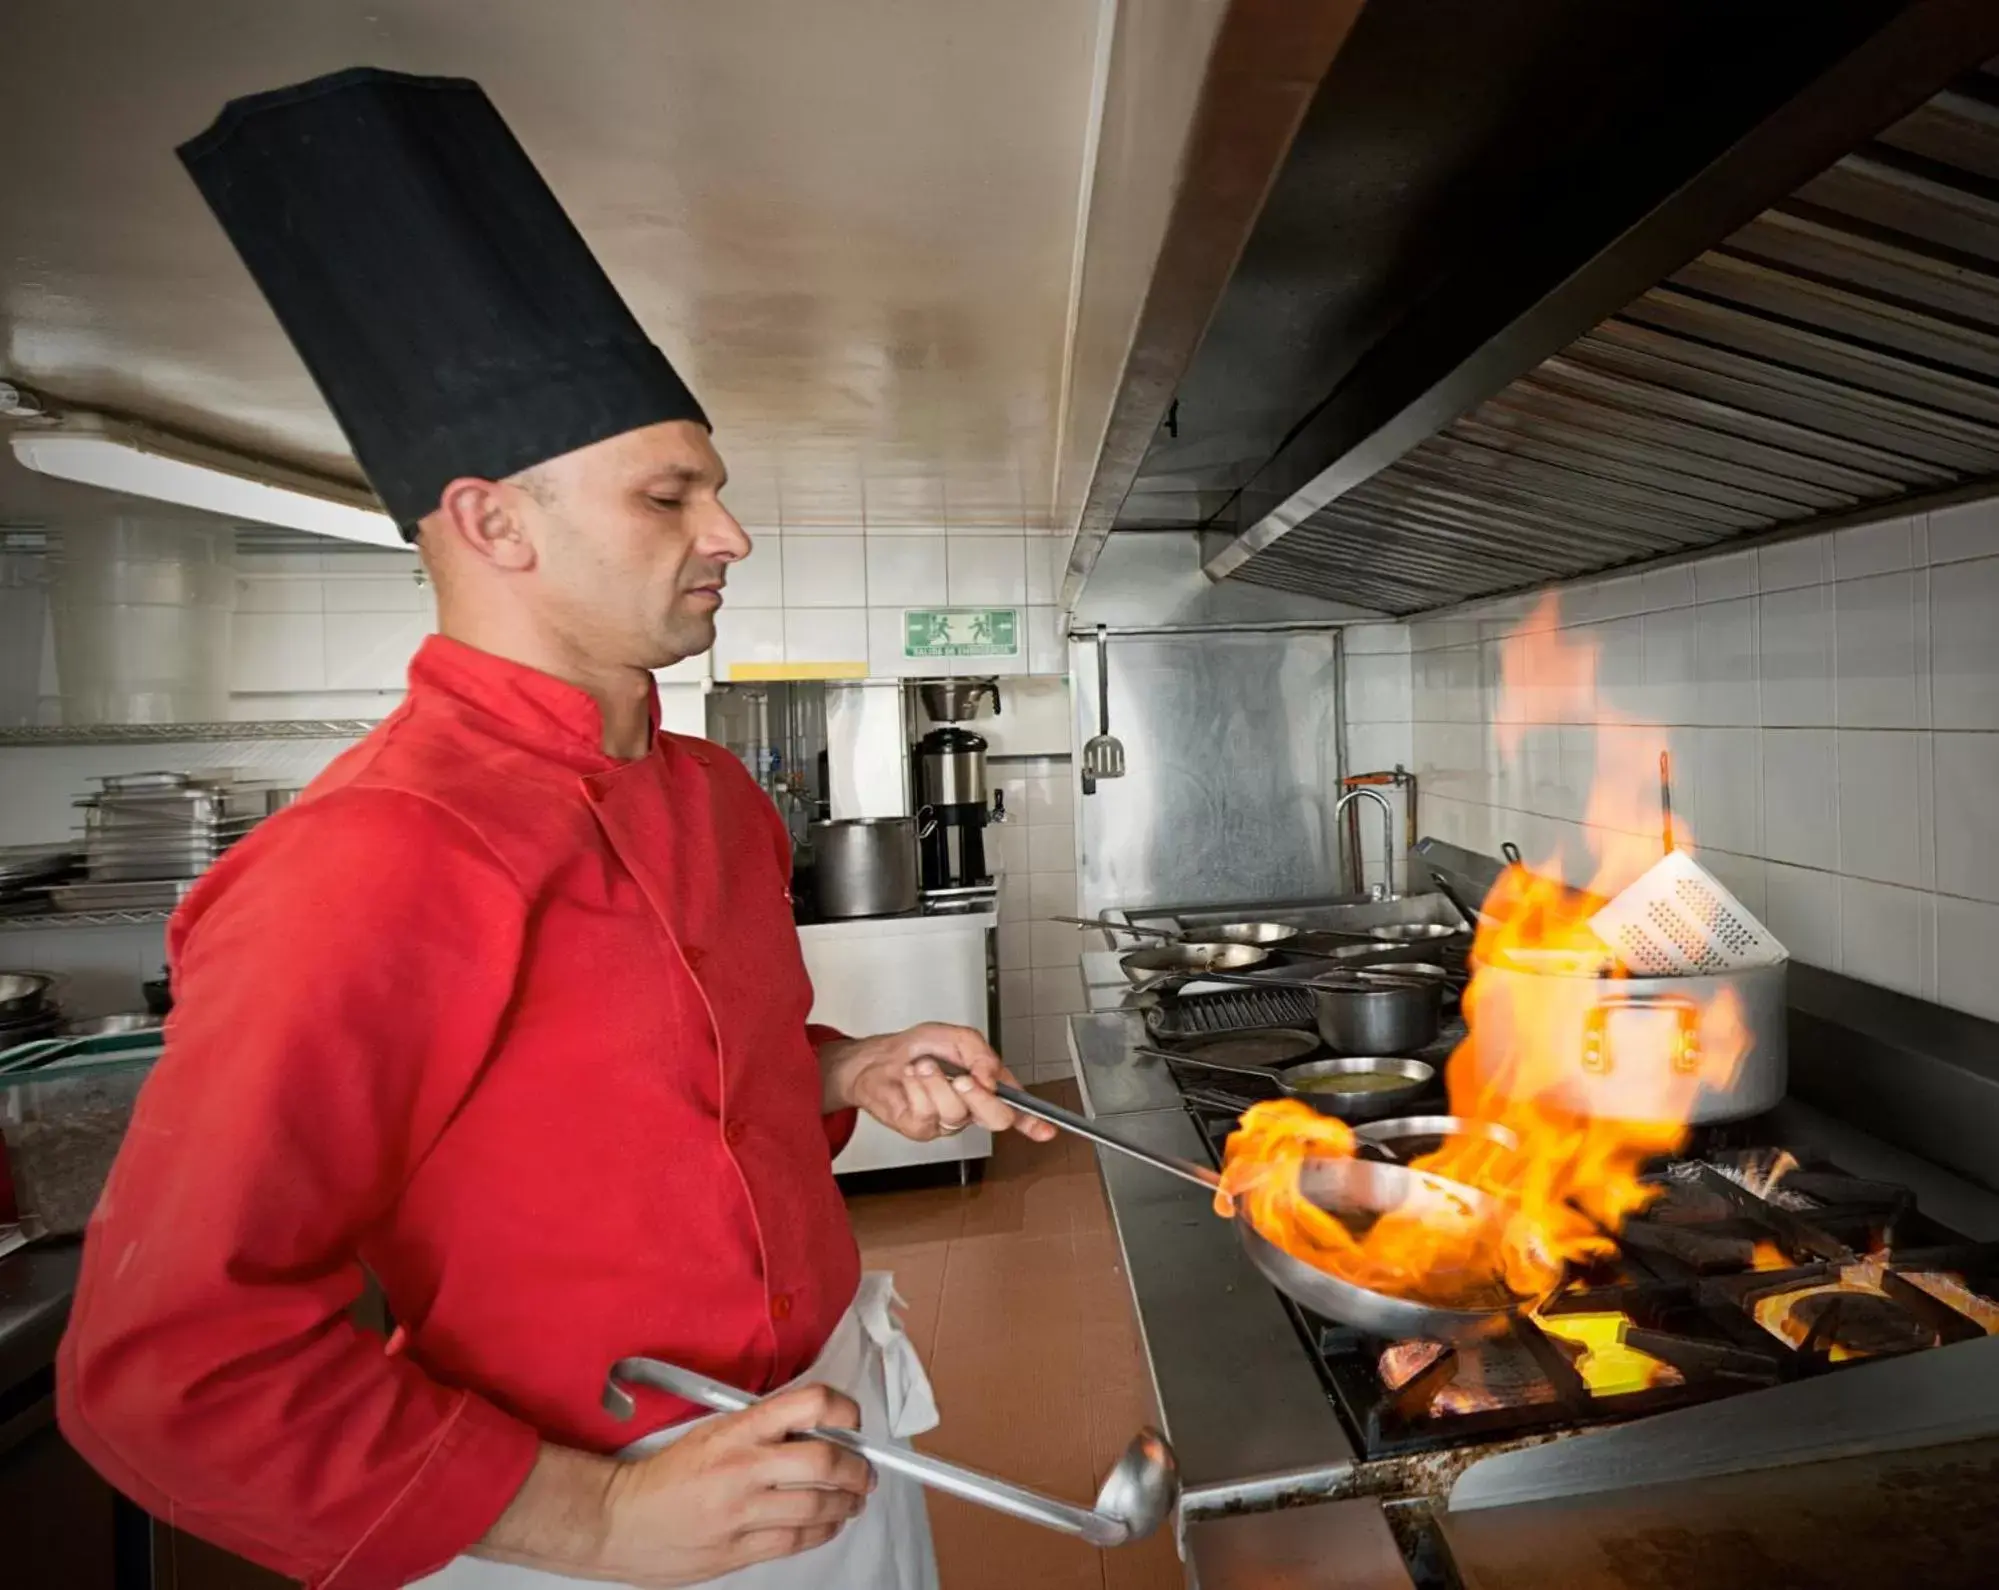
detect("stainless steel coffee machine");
top-left (913, 680), bottom-right (1004, 896)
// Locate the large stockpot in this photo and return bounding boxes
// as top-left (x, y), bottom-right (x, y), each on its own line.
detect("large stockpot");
top-left (810, 816), bottom-right (925, 919)
top-left (1462, 957), bottom-right (1787, 1124)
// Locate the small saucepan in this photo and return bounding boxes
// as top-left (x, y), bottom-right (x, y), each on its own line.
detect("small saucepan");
top-left (1137, 1045), bottom-right (1434, 1121)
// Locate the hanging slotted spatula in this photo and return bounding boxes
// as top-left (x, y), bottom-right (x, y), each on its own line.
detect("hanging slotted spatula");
top-left (1080, 624), bottom-right (1124, 794)
top-left (1588, 849), bottom-right (1787, 975)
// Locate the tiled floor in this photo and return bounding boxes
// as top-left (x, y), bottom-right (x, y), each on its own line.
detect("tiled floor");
top-left (844, 1082), bottom-right (1184, 1590)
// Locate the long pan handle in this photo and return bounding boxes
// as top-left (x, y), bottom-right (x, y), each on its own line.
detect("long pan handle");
top-left (1050, 915), bottom-right (1173, 939)
top-left (604, 1358), bottom-right (1142, 1547)
top-left (1130, 960), bottom-right (1419, 997)
top-left (1130, 1043), bottom-right (1281, 1085)
top-left (941, 1062), bottom-right (1219, 1192)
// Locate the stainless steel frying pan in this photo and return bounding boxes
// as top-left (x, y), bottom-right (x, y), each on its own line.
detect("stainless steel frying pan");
top-left (1115, 941), bottom-right (1274, 985)
top-left (1056, 916), bottom-right (1303, 956)
top-left (1134, 1044), bottom-right (1434, 1120)
top-left (957, 1066), bottom-right (1523, 1342)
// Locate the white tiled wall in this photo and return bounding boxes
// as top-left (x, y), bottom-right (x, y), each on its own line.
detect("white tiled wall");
top-left (1383, 496), bottom-right (1999, 1022)
top-left (716, 528), bottom-right (1069, 680)
top-left (990, 755), bottom-right (1082, 1084)
top-left (6, 545), bottom-right (1082, 1026)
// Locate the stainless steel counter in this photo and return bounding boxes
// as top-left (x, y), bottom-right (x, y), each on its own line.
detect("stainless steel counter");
top-left (1069, 1012), bottom-right (1357, 1516)
top-left (1186, 1497), bottom-right (1416, 1590)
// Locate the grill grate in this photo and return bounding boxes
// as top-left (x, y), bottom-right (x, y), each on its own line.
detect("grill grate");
top-left (1144, 986), bottom-right (1317, 1041)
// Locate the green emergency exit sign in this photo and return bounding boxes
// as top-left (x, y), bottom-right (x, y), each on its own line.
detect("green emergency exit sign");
top-left (902, 607), bottom-right (1020, 659)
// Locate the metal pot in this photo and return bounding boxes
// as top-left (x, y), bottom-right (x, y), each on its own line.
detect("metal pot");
top-left (809, 816), bottom-right (926, 919)
top-left (1463, 956), bottom-right (1787, 1124)
top-left (0, 972), bottom-right (55, 1017)
top-left (1309, 972), bottom-right (1442, 1056)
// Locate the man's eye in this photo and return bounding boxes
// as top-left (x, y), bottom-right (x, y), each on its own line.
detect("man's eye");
top-left (648, 496), bottom-right (685, 511)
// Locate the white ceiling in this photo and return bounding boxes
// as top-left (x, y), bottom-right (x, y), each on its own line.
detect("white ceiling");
top-left (0, 0), bottom-right (1106, 530)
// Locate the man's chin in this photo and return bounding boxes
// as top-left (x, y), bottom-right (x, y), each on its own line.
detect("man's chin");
top-left (651, 616), bottom-right (718, 670)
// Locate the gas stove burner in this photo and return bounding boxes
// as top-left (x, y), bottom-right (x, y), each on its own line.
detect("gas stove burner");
top-left (1788, 1292), bottom-right (1937, 1359)
top-left (1149, 960), bottom-right (1999, 1466)
top-left (1901, 1270), bottom-right (1999, 1335)
top-left (1637, 1174), bottom-right (1741, 1226)
top-left (1701, 1151), bottom-right (1816, 1212)
top-left (1142, 985), bottom-right (1317, 1042)
top-left (1621, 1219), bottom-right (1773, 1273)
top-left (1377, 1337), bottom-right (1561, 1419)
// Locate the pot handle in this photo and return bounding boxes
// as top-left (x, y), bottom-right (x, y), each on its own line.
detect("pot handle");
top-left (916, 804), bottom-right (939, 840)
top-left (1581, 992), bottom-right (1701, 1076)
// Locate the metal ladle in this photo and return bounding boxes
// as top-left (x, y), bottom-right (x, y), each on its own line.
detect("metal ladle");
top-left (604, 1358), bottom-right (1179, 1547)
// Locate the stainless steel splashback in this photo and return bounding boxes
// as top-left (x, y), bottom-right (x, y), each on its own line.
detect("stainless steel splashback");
top-left (1071, 628), bottom-right (1344, 915)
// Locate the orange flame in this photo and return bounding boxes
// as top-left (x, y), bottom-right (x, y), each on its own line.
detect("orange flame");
top-left (1215, 1102), bottom-right (1516, 1309)
top-left (1218, 594), bottom-right (1758, 1314)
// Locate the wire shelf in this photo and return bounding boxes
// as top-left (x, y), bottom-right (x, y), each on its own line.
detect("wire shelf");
top-left (0, 720), bottom-right (378, 746)
top-left (0, 908), bottom-right (174, 932)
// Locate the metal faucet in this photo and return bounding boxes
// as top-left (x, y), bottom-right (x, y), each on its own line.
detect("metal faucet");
top-left (1333, 786), bottom-right (1397, 901)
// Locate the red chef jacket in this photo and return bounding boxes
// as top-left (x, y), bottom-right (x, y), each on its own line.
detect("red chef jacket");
top-left (57, 635), bottom-right (863, 1589)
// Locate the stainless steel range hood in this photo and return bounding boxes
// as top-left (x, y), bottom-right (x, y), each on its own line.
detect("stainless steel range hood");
top-left (1219, 73), bottom-right (1999, 614)
top-left (1067, 0), bottom-right (1999, 618)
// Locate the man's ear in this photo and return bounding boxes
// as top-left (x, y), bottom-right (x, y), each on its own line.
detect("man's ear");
top-left (434, 477), bottom-right (538, 572)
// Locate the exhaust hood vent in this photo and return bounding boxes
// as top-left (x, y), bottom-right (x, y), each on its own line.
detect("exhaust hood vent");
top-left (1227, 67), bottom-right (1999, 615)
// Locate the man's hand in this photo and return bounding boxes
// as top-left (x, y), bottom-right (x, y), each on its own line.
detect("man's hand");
top-left (476, 1385), bottom-right (872, 1586)
top-left (819, 1023), bottom-right (1060, 1145)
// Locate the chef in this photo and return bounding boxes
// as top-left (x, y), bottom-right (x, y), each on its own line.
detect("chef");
top-left (57, 66), bottom-right (1055, 1590)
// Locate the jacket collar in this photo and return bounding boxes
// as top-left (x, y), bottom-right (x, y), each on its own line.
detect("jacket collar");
top-left (406, 635), bottom-right (663, 769)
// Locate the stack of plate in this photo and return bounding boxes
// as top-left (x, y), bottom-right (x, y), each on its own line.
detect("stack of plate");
top-left (0, 972), bottom-right (63, 1048)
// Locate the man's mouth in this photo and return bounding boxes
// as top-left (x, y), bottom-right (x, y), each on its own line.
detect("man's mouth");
top-left (685, 583), bottom-right (725, 608)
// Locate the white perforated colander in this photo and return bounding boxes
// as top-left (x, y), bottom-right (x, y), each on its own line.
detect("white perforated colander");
top-left (1588, 849), bottom-right (1787, 975)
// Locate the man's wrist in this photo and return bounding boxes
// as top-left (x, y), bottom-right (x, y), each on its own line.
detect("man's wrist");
top-left (815, 1035), bottom-right (864, 1113)
top-left (473, 1443), bottom-right (619, 1576)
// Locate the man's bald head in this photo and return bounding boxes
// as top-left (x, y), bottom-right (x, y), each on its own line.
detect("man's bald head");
top-left (416, 420), bottom-right (750, 677)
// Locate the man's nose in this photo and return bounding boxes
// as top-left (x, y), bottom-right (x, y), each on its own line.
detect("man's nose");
top-left (700, 505), bottom-right (753, 564)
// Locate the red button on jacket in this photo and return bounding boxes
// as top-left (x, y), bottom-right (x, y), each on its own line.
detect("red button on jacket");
top-left (57, 637), bottom-right (861, 1589)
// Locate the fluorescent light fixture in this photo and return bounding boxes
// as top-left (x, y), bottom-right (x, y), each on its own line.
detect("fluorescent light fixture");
top-left (8, 414), bottom-right (404, 548)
